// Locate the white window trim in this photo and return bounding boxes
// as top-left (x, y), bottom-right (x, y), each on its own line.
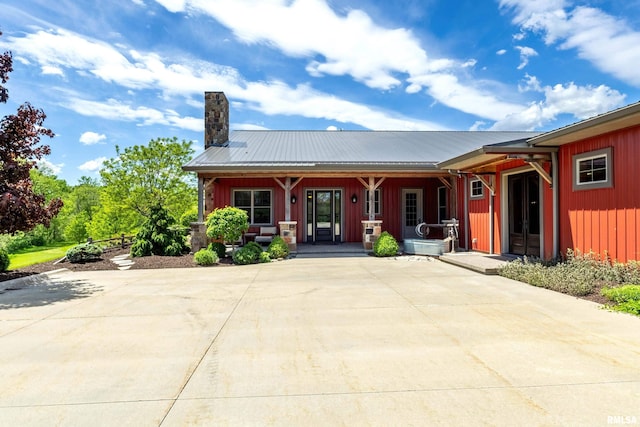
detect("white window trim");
top-left (232, 188), bottom-right (273, 225)
top-left (572, 147), bottom-right (613, 191)
top-left (470, 179), bottom-right (484, 199)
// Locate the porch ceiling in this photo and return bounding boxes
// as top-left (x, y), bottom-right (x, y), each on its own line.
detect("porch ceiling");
top-left (437, 145), bottom-right (556, 173)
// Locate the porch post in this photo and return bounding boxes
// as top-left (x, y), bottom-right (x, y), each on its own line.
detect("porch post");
top-left (552, 151), bottom-right (559, 259)
top-left (489, 176), bottom-right (494, 254)
top-left (284, 177), bottom-right (292, 222)
top-left (197, 176), bottom-right (204, 222)
top-left (368, 177), bottom-right (375, 221)
top-left (274, 177), bottom-right (304, 222)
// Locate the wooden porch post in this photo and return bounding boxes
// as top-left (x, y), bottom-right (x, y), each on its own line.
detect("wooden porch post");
top-left (357, 176), bottom-right (386, 221)
top-left (197, 176), bottom-right (204, 222)
top-left (203, 178), bottom-right (215, 219)
top-left (274, 177), bottom-right (303, 222)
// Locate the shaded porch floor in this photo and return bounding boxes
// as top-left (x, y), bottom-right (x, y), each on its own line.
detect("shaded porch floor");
top-left (292, 242), bottom-right (514, 275)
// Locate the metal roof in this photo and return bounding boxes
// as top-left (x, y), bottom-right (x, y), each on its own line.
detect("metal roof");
top-left (529, 101), bottom-right (640, 147)
top-left (183, 130), bottom-right (541, 173)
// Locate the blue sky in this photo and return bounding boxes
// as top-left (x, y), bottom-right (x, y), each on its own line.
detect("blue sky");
top-left (1, 0), bottom-right (639, 184)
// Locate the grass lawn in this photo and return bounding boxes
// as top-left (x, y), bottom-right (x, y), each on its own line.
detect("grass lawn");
top-left (8, 243), bottom-right (76, 270)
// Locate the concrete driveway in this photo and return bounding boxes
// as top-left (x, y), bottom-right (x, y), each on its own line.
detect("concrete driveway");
top-left (1, 256), bottom-right (639, 426)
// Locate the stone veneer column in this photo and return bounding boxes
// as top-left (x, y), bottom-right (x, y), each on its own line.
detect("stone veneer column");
top-left (204, 92), bottom-right (229, 148)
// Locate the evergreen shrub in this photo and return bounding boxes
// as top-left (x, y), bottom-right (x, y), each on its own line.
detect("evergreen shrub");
top-left (194, 249), bottom-right (219, 266)
top-left (267, 235), bottom-right (289, 259)
top-left (373, 231), bottom-right (399, 257)
top-left (66, 243), bottom-right (103, 263)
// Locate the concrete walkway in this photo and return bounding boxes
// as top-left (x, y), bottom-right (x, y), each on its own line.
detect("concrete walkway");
top-left (1, 257), bottom-right (639, 426)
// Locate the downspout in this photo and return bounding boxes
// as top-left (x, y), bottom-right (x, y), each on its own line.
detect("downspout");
top-left (552, 151), bottom-right (559, 259)
top-left (463, 174), bottom-right (469, 250)
top-left (489, 176), bottom-right (494, 254)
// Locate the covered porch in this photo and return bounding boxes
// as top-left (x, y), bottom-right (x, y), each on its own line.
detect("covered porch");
top-left (190, 171), bottom-right (460, 253)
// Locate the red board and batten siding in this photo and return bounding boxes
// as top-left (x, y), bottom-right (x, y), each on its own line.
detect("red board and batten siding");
top-left (463, 159), bottom-right (555, 258)
top-left (209, 177), bottom-right (439, 243)
top-left (558, 125), bottom-right (640, 262)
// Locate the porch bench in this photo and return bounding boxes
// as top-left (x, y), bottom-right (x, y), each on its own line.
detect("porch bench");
top-left (254, 226), bottom-right (277, 245)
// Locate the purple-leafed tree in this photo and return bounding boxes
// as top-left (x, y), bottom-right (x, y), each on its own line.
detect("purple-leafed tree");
top-left (0, 31), bottom-right (62, 234)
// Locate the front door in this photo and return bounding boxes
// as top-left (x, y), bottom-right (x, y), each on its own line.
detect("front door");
top-left (402, 189), bottom-right (424, 239)
top-left (306, 189), bottom-right (342, 243)
top-left (508, 172), bottom-right (540, 256)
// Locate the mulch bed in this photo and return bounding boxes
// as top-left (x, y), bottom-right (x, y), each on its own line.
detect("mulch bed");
top-left (0, 247), bottom-right (233, 284)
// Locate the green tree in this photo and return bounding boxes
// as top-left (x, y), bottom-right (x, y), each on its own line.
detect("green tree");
top-left (62, 176), bottom-right (101, 242)
top-left (206, 206), bottom-right (249, 252)
top-left (29, 167), bottom-right (70, 243)
top-left (130, 204), bottom-right (189, 257)
top-left (100, 137), bottom-right (196, 223)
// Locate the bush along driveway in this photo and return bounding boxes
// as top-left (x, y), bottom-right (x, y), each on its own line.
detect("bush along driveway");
top-left (499, 249), bottom-right (640, 316)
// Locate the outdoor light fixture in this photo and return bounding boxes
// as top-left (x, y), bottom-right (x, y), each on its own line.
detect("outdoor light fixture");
top-left (291, 195), bottom-right (297, 204)
top-left (351, 194), bottom-right (358, 203)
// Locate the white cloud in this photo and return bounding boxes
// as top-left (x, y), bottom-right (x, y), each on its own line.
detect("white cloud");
top-left (491, 80), bottom-right (625, 130)
top-left (501, 0), bottom-right (640, 87)
top-left (496, 49), bottom-right (507, 55)
top-left (64, 98), bottom-right (203, 131)
top-left (79, 131), bottom-right (107, 145)
top-left (2, 27), bottom-right (446, 130)
top-left (41, 65), bottom-right (64, 76)
top-left (232, 123), bottom-right (270, 131)
top-left (152, 0), bottom-right (527, 121)
top-left (154, 0), bottom-right (185, 12)
top-left (37, 159), bottom-right (64, 175)
top-left (408, 73), bottom-right (523, 121)
top-left (515, 45), bottom-right (538, 69)
top-left (78, 157), bottom-right (107, 172)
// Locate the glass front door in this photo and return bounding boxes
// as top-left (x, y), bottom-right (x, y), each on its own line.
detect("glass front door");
top-left (306, 189), bottom-right (342, 243)
top-left (508, 172), bottom-right (540, 257)
top-left (402, 189), bottom-right (424, 239)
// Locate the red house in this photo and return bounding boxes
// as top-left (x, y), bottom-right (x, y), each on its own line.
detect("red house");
top-left (440, 101), bottom-right (640, 262)
top-left (184, 92), bottom-right (640, 262)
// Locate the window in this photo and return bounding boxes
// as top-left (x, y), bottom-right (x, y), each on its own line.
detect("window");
top-left (365, 189), bottom-right (382, 216)
top-left (573, 147), bottom-right (613, 191)
top-left (438, 186), bottom-right (448, 222)
top-left (470, 179), bottom-right (484, 199)
top-left (232, 189), bottom-right (272, 224)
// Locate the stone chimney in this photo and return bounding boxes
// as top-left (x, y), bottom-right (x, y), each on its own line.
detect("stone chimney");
top-left (204, 91), bottom-right (229, 148)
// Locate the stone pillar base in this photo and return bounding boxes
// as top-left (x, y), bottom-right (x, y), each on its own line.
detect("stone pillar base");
top-left (190, 222), bottom-right (208, 253)
top-left (279, 221), bottom-right (297, 252)
top-left (361, 220), bottom-right (383, 251)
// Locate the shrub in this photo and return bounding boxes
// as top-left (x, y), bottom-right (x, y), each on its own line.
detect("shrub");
top-left (499, 250), bottom-right (640, 297)
top-left (179, 207), bottom-right (199, 228)
top-left (130, 205), bottom-right (189, 257)
top-left (267, 235), bottom-right (289, 259)
top-left (232, 246), bottom-right (259, 265)
top-left (3, 232), bottom-right (33, 253)
top-left (0, 248), bottom-right (9, 272)
top-left (259, 251), bottom-right (272, 263)
top-left (602, 285), bottom-right (640, 316)
top-left (194, 249), bottom-right (219, 266)
top-left (373, 231), bottom-right (399, 257)
top-left (245, 241), bottom-right (264, 258)
top-left (205, 206), bottom-right (249, 250)
top-left (66, 243), bottom-right (103, 263)
top-left (208, 242), bottom-right (227, 259)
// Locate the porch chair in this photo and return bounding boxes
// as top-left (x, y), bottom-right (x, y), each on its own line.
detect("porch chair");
top-left (255, 226), bottom-right (278, 245)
